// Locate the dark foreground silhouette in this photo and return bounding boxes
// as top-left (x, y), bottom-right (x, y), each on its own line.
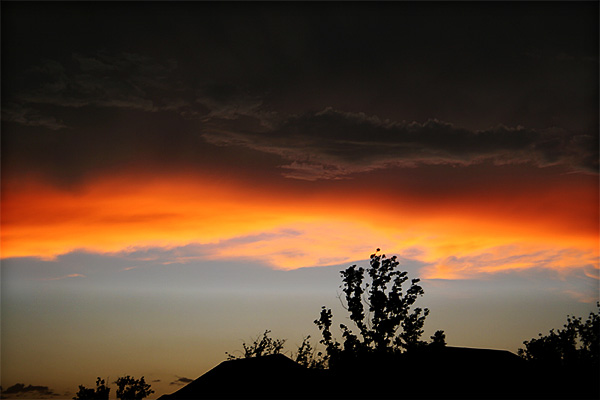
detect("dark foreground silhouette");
top-left (157, 346), bottom-right (599, 400)
top-left (155, 252), bottom-right (598, 399)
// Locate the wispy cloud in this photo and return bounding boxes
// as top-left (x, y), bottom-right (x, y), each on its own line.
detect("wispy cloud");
top-left (169, 377), bottom-right (193, 386)
top-left (42, 273), bottom-right (86, 281)
top-left (421, 246), bottom-right (598, 281)
top-left (56, 224), bottom-right (595, 287)
top-left (1, 103), bottom-right (67, 130)
top-left (3, 173), bottom-right (596, 279)
top-left (4, 52), bottom-right (275, 131)
top-left (18, 53), bottom-right (186, 113)
top-left (202, 108), bottom-right (598, 180)
top-left (196, 83), bottom-right (270, 122)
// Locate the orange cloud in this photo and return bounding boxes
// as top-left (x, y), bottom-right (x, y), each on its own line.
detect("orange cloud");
top-left (42, 273), bottom-right (86, 281)
top-left (1, 170), bottom-right (597, 279)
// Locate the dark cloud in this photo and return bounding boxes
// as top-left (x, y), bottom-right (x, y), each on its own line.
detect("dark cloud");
top-left (196, 84), bottom-right (270, 122)
top-left (13, 53), bottom-right (196, 117)
top-left (1, 2), bottom-right (597, 185)
top-left (1, 103), bottom-right (67, 130)
top-left (2, 383), bottom-right (57, 398)
top-left (169, 377), bottom-right (193, 386)
top-left (201, 108), bottom-right (598, 180)
top-left (3, 51), bottom-right (275, 130)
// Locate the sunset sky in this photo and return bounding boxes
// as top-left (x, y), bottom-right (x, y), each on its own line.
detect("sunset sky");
top-left (1, 2), bottom-right (598, 399)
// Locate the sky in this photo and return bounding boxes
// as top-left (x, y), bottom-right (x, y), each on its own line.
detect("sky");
top-left (1, 2), bottom-right (598, 399)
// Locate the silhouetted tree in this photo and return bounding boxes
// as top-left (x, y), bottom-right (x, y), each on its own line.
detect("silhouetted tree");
top-left (114, 376), bottom-right (153, 400)
top-left (292, 336), bottom-right (326, 369)
top-left (429, 330), bottom-right (447, 348)
top-left (518, 302), bottom-right (599, 368)
top-left (315, 249), bottom-right (443, 367)
top-left (226, 330), bottom-right (286, 360)
top-left (73, 378), bottom-right (110, 400)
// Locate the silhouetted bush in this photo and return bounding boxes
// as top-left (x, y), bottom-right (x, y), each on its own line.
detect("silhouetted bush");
top-left (429, 330), bottom-right (447, 348)
top-left (73, 378), bottom-right (110, 400)
top-left (226, 330), bottom-right (326, 369)
top-left (226, 329), bottom-right (286, 360)
top-left (518, 302), bottom-right (599, 368)
top-left (114, 376), bottom-right (154, 400)
top-left (292, 335), bottom-right (326, 369)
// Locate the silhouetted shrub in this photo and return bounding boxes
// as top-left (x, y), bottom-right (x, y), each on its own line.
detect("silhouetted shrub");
top-left (227, 330), bottom-right (327, 368)
top-left (292, 335), bottom-right (326, 369)
top-left (226, 329), bottom-right (286, 360)
top-left (429, 330), bottom-right (447, 348)
top-left (518, 302), bottom-right (599, 368)
top-left (114, 376), bottom-right (153, 400)
top-left (73, 378), bottom-right (110, 400)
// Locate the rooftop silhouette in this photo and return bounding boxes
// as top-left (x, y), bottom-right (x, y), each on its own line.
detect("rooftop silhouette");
top-left (157, 345), bottom-right (598, 399)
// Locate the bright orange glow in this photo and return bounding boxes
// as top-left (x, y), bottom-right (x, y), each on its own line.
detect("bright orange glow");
top-left (1, 171), bottom-right (598, 278)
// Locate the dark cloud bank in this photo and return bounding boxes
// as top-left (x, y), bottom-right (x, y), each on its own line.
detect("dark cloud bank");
top-left (1, 383), bottom-right (58, 398)
top-left (202, 108), bottom-right (598, 180)
top-left (3, 50), bottom-right (596, 182)
top-left (2, 2), bottom-right (597, 184)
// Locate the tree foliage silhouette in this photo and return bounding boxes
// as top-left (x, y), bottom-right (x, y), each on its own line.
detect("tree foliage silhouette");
top-left (73, 378), bottom-right (110, 400)
top-left (315, 249), bottom-right (441, 367)
top-left (226, 330), bottom-right (326, 369)
top-left (226, 330), bottom-right (286, 360)
top-left (114, 376), bottom-right (153, 400)
top-left (292, 336), bottom-right (326, 369)
top-left (518, 302), bottom-right (599, 368)
top-left (429, 330), bottom-right (447, 348)
top-left (225, 250), bottom-right (443, 371)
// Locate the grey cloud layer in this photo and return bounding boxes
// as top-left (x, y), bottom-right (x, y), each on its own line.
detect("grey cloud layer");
top-left (202, 108), bottom-right (598, 180)
top-left (3, 52), bottom-right (269, 128)
top-left (3, 49), bottom-right (597, 182)
top-left (13, 53), bottom-right (190, 114)
top-left (1, 103), bottom-right (67, 130)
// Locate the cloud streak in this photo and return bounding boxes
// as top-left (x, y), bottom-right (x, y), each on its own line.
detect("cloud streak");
top-left (15, 53), bottom-right (192, 115)
top-left (202, 108), bottom-right (598, 180)
top-left (42, 273), bottom-right (86, 281)
top-left (421, 246), bottom-right (599, 280)
top-left (169, 377), bottom-right (193, 386)
top-left (1, 103), bottom-right (67, 130)
top-left (2, 173), bottom-right (596, 282)
top-left (5, 52), bottom-right (273, 129)
top-left (2, 383), bottom-right (58, 399)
